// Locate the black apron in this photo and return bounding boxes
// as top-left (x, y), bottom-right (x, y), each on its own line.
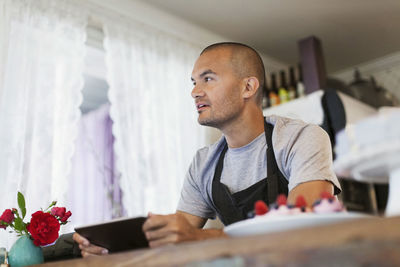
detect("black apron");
top-left (211, 119), bottom-right (288, 226)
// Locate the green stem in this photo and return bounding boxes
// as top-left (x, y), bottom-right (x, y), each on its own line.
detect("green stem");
top-left (44, 201), bottom-right (57, 212)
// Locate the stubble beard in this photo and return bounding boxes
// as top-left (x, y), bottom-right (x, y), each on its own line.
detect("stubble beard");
top-left (197, 101), bottom-right (241, 130)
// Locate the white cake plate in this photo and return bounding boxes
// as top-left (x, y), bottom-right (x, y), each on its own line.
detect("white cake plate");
top-left (224, 212), bottom-right (370, 237)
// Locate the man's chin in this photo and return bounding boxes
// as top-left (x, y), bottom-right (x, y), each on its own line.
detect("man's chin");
top-left (198, 117), bottom-right (218, 128)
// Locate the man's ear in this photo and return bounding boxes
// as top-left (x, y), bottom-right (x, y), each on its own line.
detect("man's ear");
top-left (242, 77), bottom-right (260, 100)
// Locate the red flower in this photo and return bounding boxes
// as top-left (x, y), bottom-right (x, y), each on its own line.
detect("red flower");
top-left (51, 207), bottom-right (66, 218)
top-left (60, 211), bottom-right (72, 223)
top-left (27, 211), bottom-right (60, 246)
top-left (0, 209), bottom-right (15, 229)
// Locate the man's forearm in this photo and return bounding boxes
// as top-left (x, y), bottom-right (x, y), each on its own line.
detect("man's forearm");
top-left (288, 180), bottom-right (334, 207)
top-left (195, 228), bottom-right (227, 241)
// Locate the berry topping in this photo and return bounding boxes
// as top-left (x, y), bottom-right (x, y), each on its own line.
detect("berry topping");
top-left (312, 199), bottom-right (321, 206)
top-left (295, 195), bottom-right (307, 208)
top-left (247, 210), bottom-right (255, 219)
top-left (276, 194), bottom-right (287, 206)
top-left (269, 203), bottom-right (278, 210)
top-left (254, 200), bottom-right (268, 215)
top-left (320, 191), bottom-right (334, 200)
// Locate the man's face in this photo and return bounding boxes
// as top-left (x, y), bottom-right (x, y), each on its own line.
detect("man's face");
top-left (191, 48), bottom-right (244, 128)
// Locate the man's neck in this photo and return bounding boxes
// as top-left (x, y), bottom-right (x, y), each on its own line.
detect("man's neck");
top-left (220, 109), bottom-right (264, 148)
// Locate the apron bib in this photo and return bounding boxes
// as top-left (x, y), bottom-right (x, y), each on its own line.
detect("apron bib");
top-left (212, 119), bottom-right (288, 225)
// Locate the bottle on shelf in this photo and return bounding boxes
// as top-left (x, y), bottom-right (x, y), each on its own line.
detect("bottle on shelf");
top-left (268, 73), bottom-right (280, 107)
top-left (287, 66), bottom-right (298, 100)
top-left (297, 63), bottom-right (305, 98)
top-left (278, 70), bottom-right (289, 104)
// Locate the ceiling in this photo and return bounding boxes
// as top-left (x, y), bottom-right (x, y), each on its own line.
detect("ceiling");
top-left (141, 0), bottom-right (400, 73)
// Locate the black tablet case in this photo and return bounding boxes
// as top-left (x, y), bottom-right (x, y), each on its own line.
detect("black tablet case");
top-left (74, 217), bottom-right (149, 253)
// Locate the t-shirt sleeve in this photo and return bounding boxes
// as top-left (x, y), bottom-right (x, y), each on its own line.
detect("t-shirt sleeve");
top-left (177, 153), bottom-right (216, 219)
top-left (277, 124), bottom-right (342, 194)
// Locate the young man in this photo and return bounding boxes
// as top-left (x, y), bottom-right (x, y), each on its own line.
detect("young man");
top-left (74, 42), bottom-right (341, 256)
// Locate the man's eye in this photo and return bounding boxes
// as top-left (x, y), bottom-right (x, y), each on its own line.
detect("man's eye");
top-left (205, 77), bottom-right (212, 82)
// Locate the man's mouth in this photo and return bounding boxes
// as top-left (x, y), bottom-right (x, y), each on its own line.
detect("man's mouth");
top-left (196, 103), bottom-right (209, 111)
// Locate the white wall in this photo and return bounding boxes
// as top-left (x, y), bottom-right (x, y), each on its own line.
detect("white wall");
top-left (333, 51), bottom-right (400, 102)
top-left (85, 0), bottom-right (288, 72)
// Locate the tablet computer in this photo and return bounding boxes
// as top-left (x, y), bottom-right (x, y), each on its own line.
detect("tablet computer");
top-left (74, 216), bottom-right (149, 253)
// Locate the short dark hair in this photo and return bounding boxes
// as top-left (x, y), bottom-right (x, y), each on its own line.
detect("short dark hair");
top-left (201, 42), bottom-right (266, 106)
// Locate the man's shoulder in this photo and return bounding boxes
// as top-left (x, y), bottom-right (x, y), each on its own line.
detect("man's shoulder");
top-left (266, 115), bottom-right (327, 144)
top-left (267, 115), bottom-right (306, 137)
top-left (266, 115), bottom-right (308, 128)
top-left (192, 135), bottom-right (225, 163)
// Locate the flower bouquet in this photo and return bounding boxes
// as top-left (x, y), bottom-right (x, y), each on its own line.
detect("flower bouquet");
top-left (0, 192), bottom-right (71, 266)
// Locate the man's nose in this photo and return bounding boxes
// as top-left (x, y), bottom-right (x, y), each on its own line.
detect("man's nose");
top-left (191, 85), bottom-right (205, 99)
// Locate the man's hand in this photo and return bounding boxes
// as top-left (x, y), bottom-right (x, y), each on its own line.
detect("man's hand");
top-left (142, 212), bottom-right (200, 248)
top-left (72, 232), bottom-right (108, 258)
top-left (142, 212), bottom-right (225, 248)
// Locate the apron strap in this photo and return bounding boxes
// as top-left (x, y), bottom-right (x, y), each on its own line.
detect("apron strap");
top-left (213, 144), bottom-right (228, 182)
top-left (264, 120), bottom-right (280, 204)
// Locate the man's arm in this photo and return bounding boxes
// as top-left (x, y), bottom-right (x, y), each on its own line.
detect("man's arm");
top-left (143, 180), bottom-right (335, 248)
top-left (287, 180), bottom-right (335, 206)
top-left (142, 211), bottom-right (226, 248)
top-left (275, 122), bottom-right (342, 195)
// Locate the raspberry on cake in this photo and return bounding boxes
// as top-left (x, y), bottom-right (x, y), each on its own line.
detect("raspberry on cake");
top-left (254, 200), bottom-right (269, 215)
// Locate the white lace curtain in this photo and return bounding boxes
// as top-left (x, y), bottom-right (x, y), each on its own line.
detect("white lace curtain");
top-left (103, 20), bottom-right (206, 216)
top-left (0, 0), bottom-right (87, 248)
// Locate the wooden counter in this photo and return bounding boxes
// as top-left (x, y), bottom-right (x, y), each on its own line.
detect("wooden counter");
top-left (39, 216), bottom-right (400, 266)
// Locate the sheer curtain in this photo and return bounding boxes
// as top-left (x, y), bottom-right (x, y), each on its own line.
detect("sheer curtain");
top-left (67, 104), bottom-right (124, 231)
top-left (0, 0), bottom-right (87, 248)
top-left (103, 20), bottom-right (206, 216)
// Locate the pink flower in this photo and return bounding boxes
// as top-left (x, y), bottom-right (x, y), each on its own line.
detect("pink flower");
top-left (0, 209), bottom-right (15, 229)
top-left (51, 207), bottom-right (71, 223)
top-left (51, 207), bottom-right (66, 218)
top-left (60, 211), bottom-right (72, 223)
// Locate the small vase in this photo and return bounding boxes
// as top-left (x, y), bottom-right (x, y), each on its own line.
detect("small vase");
top-left (8, 236), bottom-right (44, 267)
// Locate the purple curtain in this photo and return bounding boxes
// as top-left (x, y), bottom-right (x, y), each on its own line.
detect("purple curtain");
top-left (67, 104), bottom-right (124, 229)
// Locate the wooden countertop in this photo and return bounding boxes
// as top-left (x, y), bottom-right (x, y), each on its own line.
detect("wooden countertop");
top-left (39, 216), bottom-right (400, 266)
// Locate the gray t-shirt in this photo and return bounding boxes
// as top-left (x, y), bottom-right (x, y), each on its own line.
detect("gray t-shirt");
top-left (177, 115), bottom-right (341, 219)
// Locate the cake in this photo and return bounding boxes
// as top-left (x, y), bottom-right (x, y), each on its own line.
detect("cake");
top-left (312, 192), bottom-right (344, 213)
top-left (252, 192), bottom-right (344, 218)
